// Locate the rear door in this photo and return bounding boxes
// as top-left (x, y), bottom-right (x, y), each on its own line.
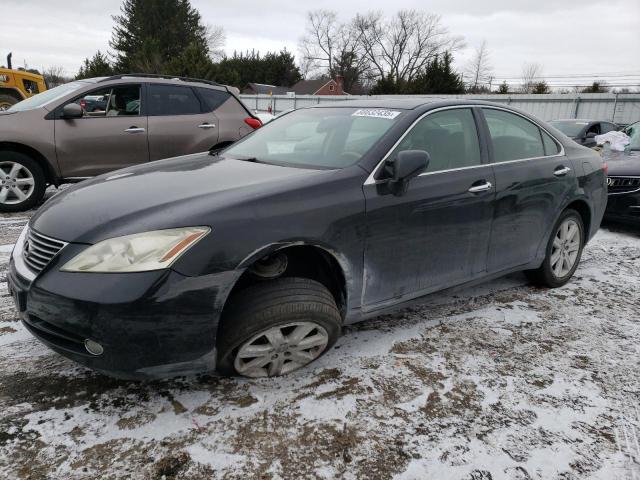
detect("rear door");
top-left (480, 107), bottom-right (574, 272)
top-left (54, 83), bottom-right (148, 177)
top-left (146, 84), bottom-right (219, 160)
top-left (362, 107), bottom-right (495, 310)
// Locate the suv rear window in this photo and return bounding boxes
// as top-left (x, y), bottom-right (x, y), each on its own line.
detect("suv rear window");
top-left (148, 85), bottom-right (202, 116)
top-left (196, 87), bottom-right (230, 111)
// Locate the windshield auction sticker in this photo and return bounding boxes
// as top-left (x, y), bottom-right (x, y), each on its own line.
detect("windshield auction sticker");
top-left (352, 109), bottom-right (401, 119)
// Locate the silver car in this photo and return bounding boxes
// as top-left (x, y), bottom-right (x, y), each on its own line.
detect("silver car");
top-left (0, 74), bottom-right (262, 212)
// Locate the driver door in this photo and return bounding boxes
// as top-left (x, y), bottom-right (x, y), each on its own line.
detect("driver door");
top-left (362, 107), bottom-right (495, 311)
top-left (54, 83), bottom-right (148, 177)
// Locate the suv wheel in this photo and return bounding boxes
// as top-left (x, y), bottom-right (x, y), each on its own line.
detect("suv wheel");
top-left (0, 151), bottom-right (46, 212)
top-left (217, 277), bottom-right (341, 378)
top-left (526, 209), bottom-right (584, 288)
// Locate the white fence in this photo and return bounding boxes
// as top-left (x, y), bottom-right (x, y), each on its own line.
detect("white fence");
top-left (239, 93), bottom-right (640, 125)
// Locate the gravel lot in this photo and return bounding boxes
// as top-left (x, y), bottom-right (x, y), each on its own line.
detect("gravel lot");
top-left (1, 190), bottom-right (639, 479)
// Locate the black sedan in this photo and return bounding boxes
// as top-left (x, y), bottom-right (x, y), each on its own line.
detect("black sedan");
top-left (8, 100), bottom-right (607, 379)
top-left (549, 119), bottom-right (618, 148)
top-left (604, 120), bottom-right (640, 224)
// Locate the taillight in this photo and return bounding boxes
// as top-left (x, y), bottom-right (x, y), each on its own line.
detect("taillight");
top-left (79, 99), bottom-right (86, 110)
top-left (244, 117), bottom-right (262, 130)
top-left (602, 162), bottom-right (608, 175)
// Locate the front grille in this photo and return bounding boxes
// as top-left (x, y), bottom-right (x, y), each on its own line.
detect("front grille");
top-left (23, 228), bottom-right (67, 273)
top-left (608, 176), bottom-right (640, 194)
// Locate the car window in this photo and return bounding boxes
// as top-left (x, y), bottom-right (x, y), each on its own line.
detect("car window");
top-left (22, 79), bottom-right (40, 94)
top-left (600, 122), bottom-right (616, 134)
top-left (71, 85), bottom-right (141, 117)
top-left (483, 109), bottom-right (545, 162)
top-left (625, 122), bottom-right (640, 150)
top-left (586, 123), bottom-right (601, 135)
top-left (7, 81), bottom-right (86, 112)
top-left (224, 107), bottom-right (404, 169)
top-left (196, 87), bottom-right (230, 112)
top-left (389, 108), bottom-right (481, 173)
top-left (549, 120), bottom-right (588, 137)
top-left (148, 85), bottom-right (202, 116)
top-left (541, 130), bottom-right (561, 155)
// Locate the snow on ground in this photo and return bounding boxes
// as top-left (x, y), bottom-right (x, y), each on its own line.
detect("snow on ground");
top-left (0, 192), bottom-right (639, 479)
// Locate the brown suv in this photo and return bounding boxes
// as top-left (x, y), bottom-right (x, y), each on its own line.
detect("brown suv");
top-left (0, 74), bottom-right (262, 212)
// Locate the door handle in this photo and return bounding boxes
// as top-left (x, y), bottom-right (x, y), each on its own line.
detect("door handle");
top-left (468, 181), bottom-right (493, 193)
top-left (554, 166), bottom-right (571, 177)
top-left (198, 123), bottom-right (216, 129)
top-left (124, 127), bottom-right (145, 133)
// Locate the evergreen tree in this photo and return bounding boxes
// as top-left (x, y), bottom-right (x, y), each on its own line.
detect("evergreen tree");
top-left (109, 0), bottom-right (211, 76)
top-left (371, 52), bottom-right (464, 94)
top-left (76, 51), bottom-right (115, 79)
top-left (206, 50), bottom-right (301, 88)
top-left (532, 81), bottom-right (550, 94)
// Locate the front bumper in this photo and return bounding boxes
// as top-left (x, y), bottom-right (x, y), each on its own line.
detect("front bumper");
top-left (604, 191), bottom-right (640, 224)
top-left (8, 228), bottom-right (241, 379)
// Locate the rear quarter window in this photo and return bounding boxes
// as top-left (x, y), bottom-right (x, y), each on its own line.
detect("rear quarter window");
top-left (196, 87), bottom-right (231, 112)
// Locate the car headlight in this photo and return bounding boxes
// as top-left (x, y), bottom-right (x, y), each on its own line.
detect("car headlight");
top-left (61, 227), bottom-right (210, 273)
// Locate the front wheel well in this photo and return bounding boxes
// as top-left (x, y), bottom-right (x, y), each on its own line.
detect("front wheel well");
top-left (217, 245), bottom-right (348, 340)
top-left (0, 88), bottom-right (24, 101)
top-left (0, 142), bottom-right (59, 185)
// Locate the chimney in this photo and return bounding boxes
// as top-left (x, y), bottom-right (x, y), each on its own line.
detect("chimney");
top-left (335, 75), bottom-right (344, 94)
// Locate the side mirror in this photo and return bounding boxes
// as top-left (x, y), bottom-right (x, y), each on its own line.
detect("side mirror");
top-left (585, 131), bottom-right (597, 139)
top-left (383, 150), bottom-right (430, 196)
top-left (62, 103), bottom-right (83, 119)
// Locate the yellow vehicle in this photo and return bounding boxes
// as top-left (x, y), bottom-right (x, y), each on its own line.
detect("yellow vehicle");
top-left (0, 53), bottom-right (47, 110)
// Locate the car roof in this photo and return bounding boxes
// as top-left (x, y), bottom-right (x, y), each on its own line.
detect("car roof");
top-left (308, 98), bottom-right (532, 111)
top-left (81, 74), bottom-right (227, 91)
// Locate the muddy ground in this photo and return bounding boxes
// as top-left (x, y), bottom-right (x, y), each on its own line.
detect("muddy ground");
top-left (0, 192), bottom-right (639, 479)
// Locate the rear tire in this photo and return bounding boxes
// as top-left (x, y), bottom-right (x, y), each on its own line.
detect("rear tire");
top-left (217, 277), bottom-right (341, 377)
top-left (0, 151), bottom-right (46, 212)
top-left (0, 93), bottom-right (20, 111)
top-left (525, 209), bottom-right (584, 288)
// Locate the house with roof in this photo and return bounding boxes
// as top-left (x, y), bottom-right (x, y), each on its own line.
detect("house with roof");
top-left (241, 83), bottom-right (290, 95)
top-left (290, 76), bottom-right (347, 95)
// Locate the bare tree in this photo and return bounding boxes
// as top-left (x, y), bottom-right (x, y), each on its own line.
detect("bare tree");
top-left (465, 40), bottom-right (493, 93)
top-left (353, 10), bottom-right (463, 84)
top-left (43, 65), bottom-right (70, 87)
top-left (206, 24), bottom-right (226, 61)
top-left (520, 62), bottom-right (543, 93)
top-left (299, 10), bottom-right (371, 91)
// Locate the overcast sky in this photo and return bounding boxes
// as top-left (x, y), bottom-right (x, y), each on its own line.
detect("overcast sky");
top-left (1, 0), bottom-right (639, 89)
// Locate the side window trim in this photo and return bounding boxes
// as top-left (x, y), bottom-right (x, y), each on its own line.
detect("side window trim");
top-left (479, 106), bottom-right (565, 165)
top-left (366, 105), bottom-right (488, 185)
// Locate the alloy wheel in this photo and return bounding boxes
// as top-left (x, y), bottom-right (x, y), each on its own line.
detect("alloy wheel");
top-left (234, 322), bottom-right (329, 378)
top-left (0, 161), bottom-right (36, 205)
top-left (550, 218), bottom-right (581, 278)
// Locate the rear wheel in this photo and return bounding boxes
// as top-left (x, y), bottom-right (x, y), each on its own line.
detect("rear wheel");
top-left (217, 277), bottom-right (341, 378)
top-left (526, 209), bottom-right (584, 288)
top-left (0, 151), bottom-right (46, 212)
top-left (0, 94), bottom-right (20, 111)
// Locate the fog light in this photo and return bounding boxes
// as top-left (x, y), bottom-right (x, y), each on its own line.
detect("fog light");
top-left (84, 339), bottom-right (104, 356)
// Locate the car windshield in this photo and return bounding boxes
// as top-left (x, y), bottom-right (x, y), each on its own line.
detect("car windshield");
top-left (223, 107), bottom-right (405, 169)
top-left (8, 81), bottom-right (87, 112)
top-left (549, 120), bottom-right (589, 137)
top-left (625, 122), bottom-right (640, 150)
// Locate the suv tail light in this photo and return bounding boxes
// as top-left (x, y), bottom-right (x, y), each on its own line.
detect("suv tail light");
top-left (602, 162), bottom-right (608, 175)
top-left (244, 117), bottom-right (262, 130)
top-left (79, 99), bottom-right (87, 110)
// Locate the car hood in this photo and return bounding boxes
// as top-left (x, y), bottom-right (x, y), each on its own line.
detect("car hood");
top-left (603, 150), bottom-right (640, 177)
top-left (31, 153), bottom-right (327, 243)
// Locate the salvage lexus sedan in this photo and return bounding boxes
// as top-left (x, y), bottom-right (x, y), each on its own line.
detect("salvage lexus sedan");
top-left (8, 100), bottom-right (607, 379)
